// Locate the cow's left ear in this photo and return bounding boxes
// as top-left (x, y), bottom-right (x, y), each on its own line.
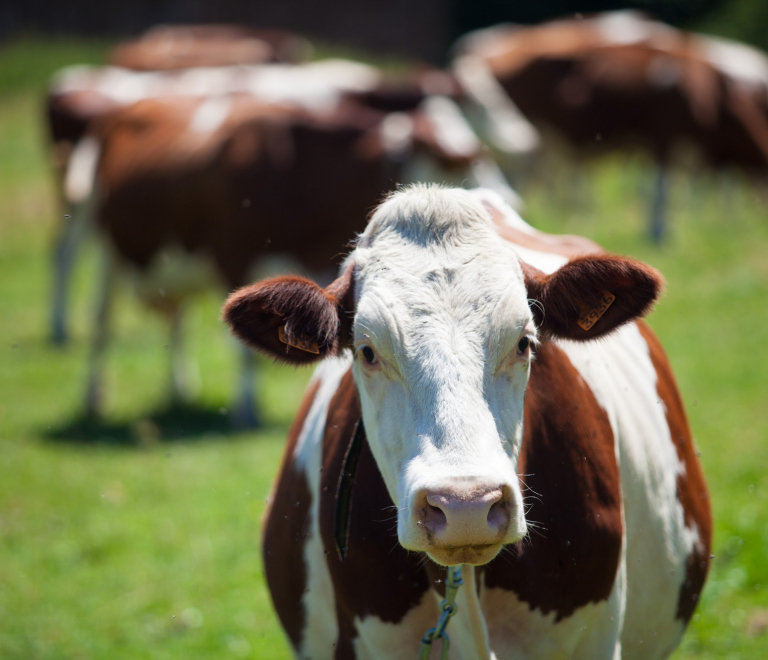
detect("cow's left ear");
top-left (522, 255), bottom-right (664, 340)
top-left (222, 265), bottom-right (355, 364)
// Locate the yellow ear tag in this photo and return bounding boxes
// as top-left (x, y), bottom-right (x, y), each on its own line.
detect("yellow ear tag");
top-left (278, 326), bottom-right (320, 354)
top-left (576, 291), bottom-right (616, 331)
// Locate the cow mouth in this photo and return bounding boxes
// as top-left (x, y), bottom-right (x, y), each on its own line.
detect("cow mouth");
top-left (426, 543), bottom-right (502, 567)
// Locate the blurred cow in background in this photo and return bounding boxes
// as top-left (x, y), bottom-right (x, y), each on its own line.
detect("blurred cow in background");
top-left (108, 24), bottom-right (311, 71)
top-left (46, 57), bottom-right (383, 345)
top-left (46, 24), bottom-right (312, 347)
top-left (48, 25), bottom-right (312, 190)
top-left (456, 10), bottom-right (768, 241)
top-left (46, 46), bottom-right (536, 348)
top-left (68, 83), bottom-right (528, 425)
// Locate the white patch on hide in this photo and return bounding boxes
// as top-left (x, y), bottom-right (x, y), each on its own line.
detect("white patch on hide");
top-left (189, 96), bottom-right (232, 133)
top-left (555, 325), bottom-right (692, 659)
top-left (292, 356), bottom-right (352, 657)
top-left (701, 35), bottom-right (768, 88)
top-left (64, 136), bottom-right (100, 204)
top-left (482, 582), bottom-right (624, 659)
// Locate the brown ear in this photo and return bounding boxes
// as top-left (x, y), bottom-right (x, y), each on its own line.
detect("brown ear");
top-left (522, 255), bottom-right (664, 341)
top-left (222, 265), bottom-right (355, 364)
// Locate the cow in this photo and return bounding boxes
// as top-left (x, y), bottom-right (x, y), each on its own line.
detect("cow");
top-left (223, 185), bottom-right (711, 658)
top-left (46, 58), bottom-right (386, 346)
top-left (75, 94), bottom-right (522, 425)
top-left (108, 24), bottom-right (311, 70)
top-left (46, 57), bottom-right (533, 346)
top-left (455, 10), bottom-right (768, 241)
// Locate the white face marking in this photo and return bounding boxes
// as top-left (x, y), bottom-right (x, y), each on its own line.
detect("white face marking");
top-left (349, 186), bottom-right (533, 562)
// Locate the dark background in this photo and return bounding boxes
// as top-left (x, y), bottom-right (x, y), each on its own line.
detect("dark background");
top-left (2, 0), bottom-right (762, 64)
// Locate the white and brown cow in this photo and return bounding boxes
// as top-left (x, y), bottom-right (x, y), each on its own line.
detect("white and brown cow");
top-left (454, 11), bottom-right (768, 241)
top-left (47, 57), bottom-right (531, 347)
top-left (223, 186), bottom-right (711, 658)
top-left (75, 92), bottom-right (522, 424)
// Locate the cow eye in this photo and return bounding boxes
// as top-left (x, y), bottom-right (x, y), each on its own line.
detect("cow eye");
top-left (517, 336), bottom-right (532, 355)
top-left (360, 345), bottom-right (378, 365)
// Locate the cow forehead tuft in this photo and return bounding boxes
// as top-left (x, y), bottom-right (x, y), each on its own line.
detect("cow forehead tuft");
top-left (353, 185), bottom-right (524, 283)
top-left (358, 184), bottom-right (496, 249)
top-left (350, 186), bottom-right (529, 335)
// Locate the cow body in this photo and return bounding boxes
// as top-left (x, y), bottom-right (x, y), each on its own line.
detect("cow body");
top-left (455, 11), bottom-right (768, 240)
top-left (456, 11), bottom-right (768, 171)
top-left (226, 187), bottom-right (710, 658)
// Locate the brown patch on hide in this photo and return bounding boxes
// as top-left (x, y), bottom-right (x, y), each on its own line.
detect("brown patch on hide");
top-left (522, 255), bottom-right (663, 340)
top-left (484, 341), bottom-right (623, 621)
top-left (262, 377), bottom-right (322, 651)
top-left (485, 201), bottom-right (605, 258)
top-left (91, 95), bottom-right (397, 300)
top-left (637, 321), bottom-right (712, 623)
top-left (317, 370), bottom-right (436, 658)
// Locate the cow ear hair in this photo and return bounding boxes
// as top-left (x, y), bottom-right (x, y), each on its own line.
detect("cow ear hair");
top-left (521, 255), bottom-right (664, 341)
top-left (222, 265), bottom-right (355, 364)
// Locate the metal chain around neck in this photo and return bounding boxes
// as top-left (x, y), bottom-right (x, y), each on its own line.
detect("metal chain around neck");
top-left (418, 565), bottom-right (465, 660)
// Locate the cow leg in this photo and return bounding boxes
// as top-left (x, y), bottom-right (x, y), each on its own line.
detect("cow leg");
top-left (650, 162), bottom-right (669, 244)
top-left (167, 304), bottom-right (199, 406)
top-left (84, 249), bottom-right (116, 418)
top-left (231, 345), bottom-right (260, 428)
top-left (50, 198), bottom-right (92, 345)
top-left (56, 134), bottom-right (100, 345)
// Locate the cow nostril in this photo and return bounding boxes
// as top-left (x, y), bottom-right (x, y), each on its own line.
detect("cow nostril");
top-left (425, 503), bottom-right (447, 530)
top-left (487, 499), bottom-right (508, 528)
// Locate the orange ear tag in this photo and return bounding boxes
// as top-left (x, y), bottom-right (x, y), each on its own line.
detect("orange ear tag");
top-left (576, 291), bottom-right (616, 331)
top-left (278, 326), bottom-right (320, 354)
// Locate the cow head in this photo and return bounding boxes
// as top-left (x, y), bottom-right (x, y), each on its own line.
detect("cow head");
top-left (223, 185), bottom-right (663, 566)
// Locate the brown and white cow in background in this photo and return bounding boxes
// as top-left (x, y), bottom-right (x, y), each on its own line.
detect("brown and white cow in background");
top-left (47, 49), bottom-right (536, 349)
top-left (46, 57), bottom-right (385, 345)
top-left (223, 186), bottom-right (711, 658)
top-left (455, 10), bottom-right (768, 241)
top-left (73, 87), bottom-right (529, 425)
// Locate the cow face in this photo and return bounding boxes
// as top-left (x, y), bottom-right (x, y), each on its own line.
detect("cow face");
top-left (223, 185), bottom-right (663, 566)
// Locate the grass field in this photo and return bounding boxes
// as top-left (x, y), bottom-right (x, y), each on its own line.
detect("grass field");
top-left (1, 38), bottom-right (767, 659)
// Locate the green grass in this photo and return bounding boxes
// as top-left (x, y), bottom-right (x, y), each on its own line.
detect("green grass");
top-left (1, 37), bottom-right (768, 659)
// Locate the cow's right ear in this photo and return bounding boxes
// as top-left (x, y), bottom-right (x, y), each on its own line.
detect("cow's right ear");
top-left (222, 265), bottom-right (355, 365)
